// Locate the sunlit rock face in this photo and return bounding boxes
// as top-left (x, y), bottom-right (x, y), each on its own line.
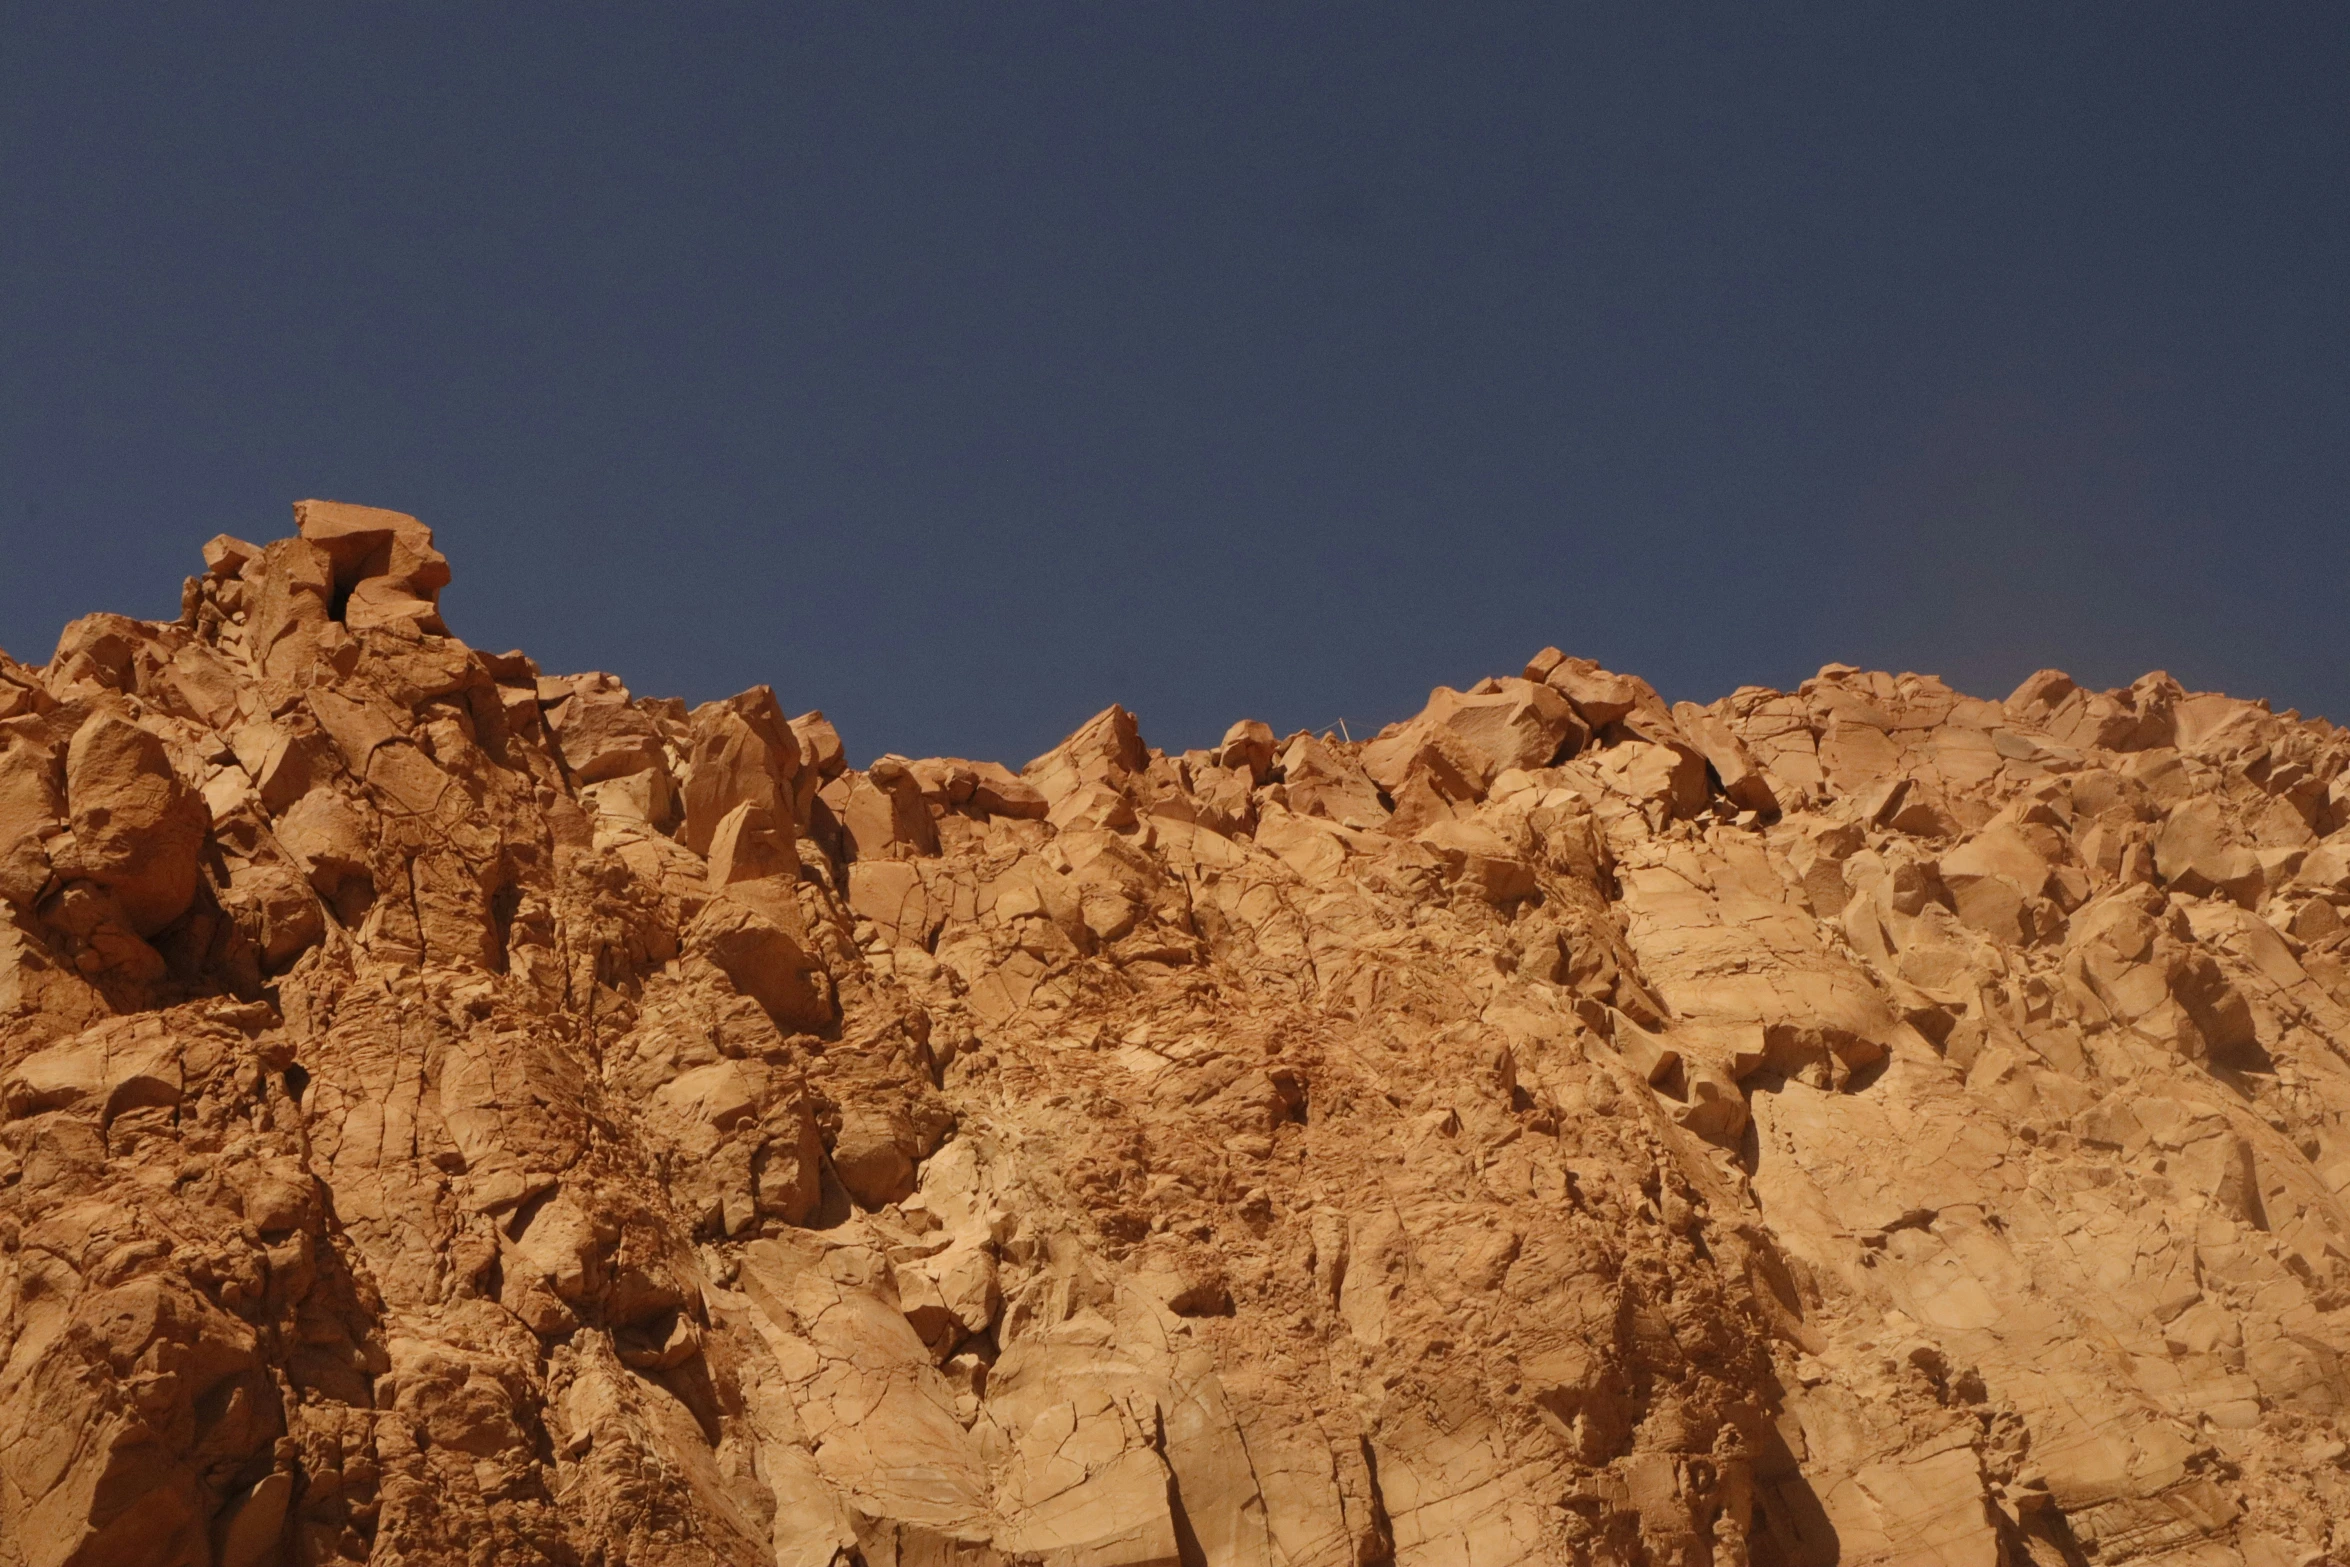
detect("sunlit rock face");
top-left (1, 502), bottom-right (2347, 1567)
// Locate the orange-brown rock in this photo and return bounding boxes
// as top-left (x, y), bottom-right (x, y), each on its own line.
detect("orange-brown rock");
top-left (294, 499), bottom-right (452, 637)
top-left (62, 709), bottom-right (210, 935)
top-left (2, 508), bottom-right (2348, 1567)
top-left (682, 686), bottom-right (802, 858)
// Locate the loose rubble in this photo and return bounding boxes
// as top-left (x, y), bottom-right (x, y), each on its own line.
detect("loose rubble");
top-left (1, 503), bottom-right (2347, 1566)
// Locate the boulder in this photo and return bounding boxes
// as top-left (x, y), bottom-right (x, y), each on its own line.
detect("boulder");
top-left (1540, 655), bottom-right (1646, 726)
top-left (1023, 704), bottom-right (1147, 806)
top-left (1361, 679), bottom-right (1583, 799)
top-left (2155, 798), bottom-right (2265, 906)
top-left (293, 497), bottom-right (451, 635)
top-left (967, 760), bottom-right (1049, 819)
top-left (275, 788), bottom-right (372, 900)
top-left (1219, 719), bottom-right (1277, 783)
top-left (707, 802), bottom-right (797, 888)
top-left (222, 861), bottom-right (325, 969)
top-left (790, 709), bottom-right (848, 779)
top-left (681, 686), bottom-right (802, 855)
top-left (62, 713), bottom-right (207, 936)
top-left (832, 1104), bottom-right (919, 1209)
top-left (837, 758), bottom-right (938, 859)
top-left (1673, 699), bottom-right (1779, 815)
top-left (551, 688), bottom-right (668, 785)
top-left (200, 533), bottom-right (262, 578)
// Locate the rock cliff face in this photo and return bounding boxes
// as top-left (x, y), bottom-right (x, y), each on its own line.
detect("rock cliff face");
top-left (2, 502), bottom-right (2348, 1567)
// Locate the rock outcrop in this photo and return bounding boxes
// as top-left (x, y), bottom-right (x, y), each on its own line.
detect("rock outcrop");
top-left (1, 502), bottom-right (2347, 1567)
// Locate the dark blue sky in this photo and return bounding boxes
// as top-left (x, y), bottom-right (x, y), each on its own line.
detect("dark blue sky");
top-left (4, 6), bottom-right (2345, 763)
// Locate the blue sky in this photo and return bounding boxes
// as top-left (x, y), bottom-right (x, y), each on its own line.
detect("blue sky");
top-left (5, 5), bottom-right (2345, 763)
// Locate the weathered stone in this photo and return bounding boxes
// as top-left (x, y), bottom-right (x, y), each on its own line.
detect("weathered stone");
top-left (2, 507), bottom-right (2346, 1567)
top-left (681, 685), bottom-right (802, 855)
top-left (294, 497), bottom-right (451, 635)
top-left (0, 733), bottom-right (61, 908)
top-left (687, 897), bottom-right (832, 1033)
top-left (1220, 718), bottom-right (1277, 783)
top-left (1363, 677), bottom-right (1584, 797)
top-left (63, 711), bottom-right (208, 935)
top-left (835, 757), bottom-right (938, 859)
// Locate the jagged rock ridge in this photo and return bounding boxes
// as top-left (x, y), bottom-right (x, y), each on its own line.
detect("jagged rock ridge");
top-left (1, 500), bottom-right (2347, 1567)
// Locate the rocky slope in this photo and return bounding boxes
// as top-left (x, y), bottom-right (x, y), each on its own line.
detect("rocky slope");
top-left (2, 502), bottom-right (2348, 1567)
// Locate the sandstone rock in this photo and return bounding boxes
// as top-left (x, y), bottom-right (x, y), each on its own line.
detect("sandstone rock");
top-left (1415, 817), bottom-right (1538, 904)
top-left (0, 731), bottom-right (62, 908)
top-left (1674, 698), bottom-right (1780, 815)
top-left (294, 497), bottom-right (451, 635)
top-left (5, 508), bottom-right (2350, 1567)
top-left (1363, 677), bottom-right (1584, 799)
top-left (687, 897), bottom-right (832, 1034)
top-left (202, 533), bottom-right (262, 578)
top-left (967, 759), bottom-right (1049, 819)
top-left (62, 710), bottom-right (209, 935)
top-left (551, 681), bottom-right (668, 784)
top-left (707, 801), bottom-right (796, 888)
top-left (222, 860), bottom-right (326, 969)
top-left (1279, 731), bottom-right (1389, 830)
top-left (275, 786), bottom-right (372, 898)
top-left (681, 685), bottom-right (803, 856)
top-left (1023, 703), bottom-right (1146, 807)
top-left (1219, 717), bottom-right (1277, 783)
top-left (1541, 654), bottom-right (1652, 726)
top-left (247, 535), bottom-right (337, 680)
top-left (833, 757), bottom-right (940, 860)
top-left (2156, 795), bottom-right (2267, 906)
top-left (789, 709), bottom-right (847, 780)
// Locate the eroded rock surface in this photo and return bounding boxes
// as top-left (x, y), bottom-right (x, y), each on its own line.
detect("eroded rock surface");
top-left (2, 506), bottom-right (2348, 1566)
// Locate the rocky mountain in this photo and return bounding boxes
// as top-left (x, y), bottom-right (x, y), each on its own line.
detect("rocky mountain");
top-left (2, 501), bottom-right (2347, 1567)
